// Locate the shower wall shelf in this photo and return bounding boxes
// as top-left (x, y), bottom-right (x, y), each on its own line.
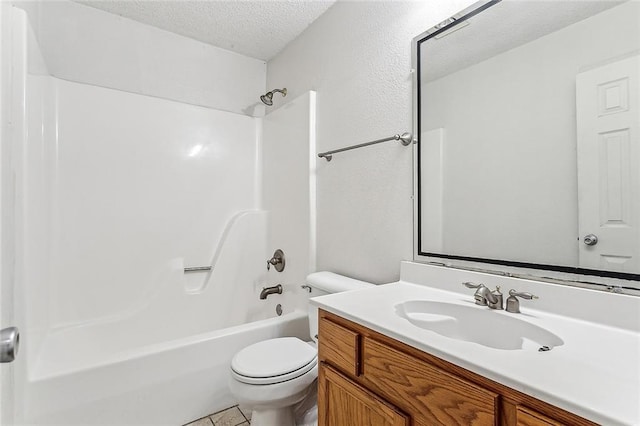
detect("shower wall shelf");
top-left (317, 132), bottom-right (414, 162)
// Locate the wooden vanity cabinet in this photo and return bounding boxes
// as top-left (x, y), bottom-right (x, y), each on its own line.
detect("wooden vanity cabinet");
top-left (319, 364), bottom-right (409, 426)
top-left (317, 309), bottom-right (597, 426)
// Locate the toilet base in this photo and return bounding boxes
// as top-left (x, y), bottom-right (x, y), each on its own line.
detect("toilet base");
top-left (251, 406), bottom-right (295, 426)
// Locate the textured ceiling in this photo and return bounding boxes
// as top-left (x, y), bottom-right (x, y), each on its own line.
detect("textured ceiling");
top-left (73, 0), bottom-right (336, 61)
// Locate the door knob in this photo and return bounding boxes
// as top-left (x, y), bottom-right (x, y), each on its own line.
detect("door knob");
top-left (1, 327), bottom-right (19, 363)
top-left (583, 234), bottom-right (598, 246)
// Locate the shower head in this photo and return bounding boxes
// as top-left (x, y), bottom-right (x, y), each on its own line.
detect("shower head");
top-left (260, 93), bottom-right (273, 106)
top-left (260, 88), bottom-right (287, 106)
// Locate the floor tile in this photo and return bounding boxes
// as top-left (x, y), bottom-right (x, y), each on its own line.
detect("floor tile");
top-left (184, 417), bottom-right (213, 426)
top-left (210, 406), bottom-right (247, 426)
top-left (238, 405), bottom-right (252, 421)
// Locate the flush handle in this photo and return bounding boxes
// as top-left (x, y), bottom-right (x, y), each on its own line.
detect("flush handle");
top-left (583, 234), bottom-right (598, 246)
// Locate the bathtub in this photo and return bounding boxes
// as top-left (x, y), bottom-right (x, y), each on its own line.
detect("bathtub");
top-left (21, 310), bottom-right (309, 426)
top-left (15, 203), bottom-right (309, 425)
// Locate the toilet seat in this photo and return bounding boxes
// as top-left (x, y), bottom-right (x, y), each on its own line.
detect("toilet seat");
top-left (231, 337), bottom-right (317, 385)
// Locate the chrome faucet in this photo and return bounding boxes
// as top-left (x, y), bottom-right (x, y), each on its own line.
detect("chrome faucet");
top-left (260, 284), bottom-right (283, 300)
top-left (463, 282), bottom-right (503, 309)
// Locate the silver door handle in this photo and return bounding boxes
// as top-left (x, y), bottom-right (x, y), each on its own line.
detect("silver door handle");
top-left (583, 234), bottom-right (598, 246)
top-left (0, 327), bottom-right (19, 363)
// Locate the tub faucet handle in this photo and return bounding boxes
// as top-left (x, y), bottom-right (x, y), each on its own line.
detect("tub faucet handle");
top-left (266, 249), bottom-right (285, 272)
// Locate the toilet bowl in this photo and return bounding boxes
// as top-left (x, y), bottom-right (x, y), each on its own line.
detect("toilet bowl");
top-left (229, 338), bottom-right (318, 425)
top-left (228, 272), bottom-right (374, 426)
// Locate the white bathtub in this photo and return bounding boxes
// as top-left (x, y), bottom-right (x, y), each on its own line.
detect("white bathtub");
top-left (21, 310), bottom-right (309, 426)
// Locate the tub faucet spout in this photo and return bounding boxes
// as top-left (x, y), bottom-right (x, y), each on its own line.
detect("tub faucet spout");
top-left (260, 284), bottom-right (283, 300)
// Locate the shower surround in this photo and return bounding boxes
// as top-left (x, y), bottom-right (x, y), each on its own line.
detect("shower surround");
top-left (7, 2), bottom-right (315, 425)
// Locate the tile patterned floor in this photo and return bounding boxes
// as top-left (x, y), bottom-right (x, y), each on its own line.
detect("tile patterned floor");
top-left (184, 405), bottom-right (251, 426)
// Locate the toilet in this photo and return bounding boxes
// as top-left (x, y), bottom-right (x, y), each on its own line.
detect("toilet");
top-left (228, 272), bottom-right (374, 426)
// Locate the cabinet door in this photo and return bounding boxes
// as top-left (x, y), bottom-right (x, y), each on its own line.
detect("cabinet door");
top-left (516, 406), bottom-right (563, 426)
top-left (318, 363), bottom-right (409, 426)
top-left (362, 337), bottom-right (498, 426)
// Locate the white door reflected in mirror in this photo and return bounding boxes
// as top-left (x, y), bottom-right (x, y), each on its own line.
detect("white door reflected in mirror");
top-left (577, 54), bottom-right (640, 273)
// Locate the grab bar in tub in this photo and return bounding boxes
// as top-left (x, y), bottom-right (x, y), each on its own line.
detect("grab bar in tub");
top-left (184, 266), bottom-right (212, 273)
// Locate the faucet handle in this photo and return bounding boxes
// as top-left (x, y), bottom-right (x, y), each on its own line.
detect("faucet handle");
top-left (508, 289), bottom-right (538, 300)
top-left (506, 289), bottom-right (539, 313)
top-left (462, 281), bottom-right (485, 289)
top-left (463, 282), bottom-right (490, 306)
top-left (266, 249), bottom-right (285, 272)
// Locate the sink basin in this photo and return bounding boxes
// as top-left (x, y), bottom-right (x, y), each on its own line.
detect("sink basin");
top-left (395, 300), bottom-right (564, 351)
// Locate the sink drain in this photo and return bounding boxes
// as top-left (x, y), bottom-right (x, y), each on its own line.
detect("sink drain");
top-left (538, 346), bottom-right (551, 352)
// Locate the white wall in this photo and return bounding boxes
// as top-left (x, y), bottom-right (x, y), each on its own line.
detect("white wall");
top-left (48, 80), bottom-right (260, 327)
top-left (421, 2), bottom-right (640, 266)
top-left (14, 0), bottom-right (267, 116)
top-left (267, 1), bottom-right (476, 283)
top-left (262, 91), bottom-right (317, 319)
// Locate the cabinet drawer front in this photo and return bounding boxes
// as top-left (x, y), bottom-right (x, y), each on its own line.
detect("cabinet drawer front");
top-left (516, 406), bottom-right (564, 426)
top-left (319, 317), bottom-right (360, 376)
top-left (319, 363), bottom-right (409, 426)
top-left (363, 337), bottom-right (498, 426)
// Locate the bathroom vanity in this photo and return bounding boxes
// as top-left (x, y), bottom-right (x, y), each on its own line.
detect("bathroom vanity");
top-left (317, 310), bottom-right (590, 426)
top-left (311, 262), bottom-right (640, 426)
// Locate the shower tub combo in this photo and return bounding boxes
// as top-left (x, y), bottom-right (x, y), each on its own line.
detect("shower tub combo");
top-left (9, 7), bottom-right (310, 425)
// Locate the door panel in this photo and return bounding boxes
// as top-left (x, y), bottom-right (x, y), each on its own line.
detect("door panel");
top-left (576, 54), bottom-right (640, 272)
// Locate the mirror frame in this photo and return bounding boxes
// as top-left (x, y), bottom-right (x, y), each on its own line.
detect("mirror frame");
top-left (411, 0), bottom-right (640, 291)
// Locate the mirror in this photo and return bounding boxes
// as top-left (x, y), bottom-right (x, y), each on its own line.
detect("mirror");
top-left (414, 0), bottom-right (640, 286)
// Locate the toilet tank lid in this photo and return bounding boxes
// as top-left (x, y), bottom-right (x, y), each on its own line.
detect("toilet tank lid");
top-left (305, 271), bottom-right (374, 293)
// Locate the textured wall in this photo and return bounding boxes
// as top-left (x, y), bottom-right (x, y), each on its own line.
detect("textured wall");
top-left (267, 1), bottom-right (475, 283)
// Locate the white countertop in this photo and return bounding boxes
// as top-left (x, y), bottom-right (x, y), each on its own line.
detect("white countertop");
top-left (310, 264), bottom-right (640, 426)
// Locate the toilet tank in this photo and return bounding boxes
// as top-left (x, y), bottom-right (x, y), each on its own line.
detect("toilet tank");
top-left (306, 272), bottom-right (374, 343)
